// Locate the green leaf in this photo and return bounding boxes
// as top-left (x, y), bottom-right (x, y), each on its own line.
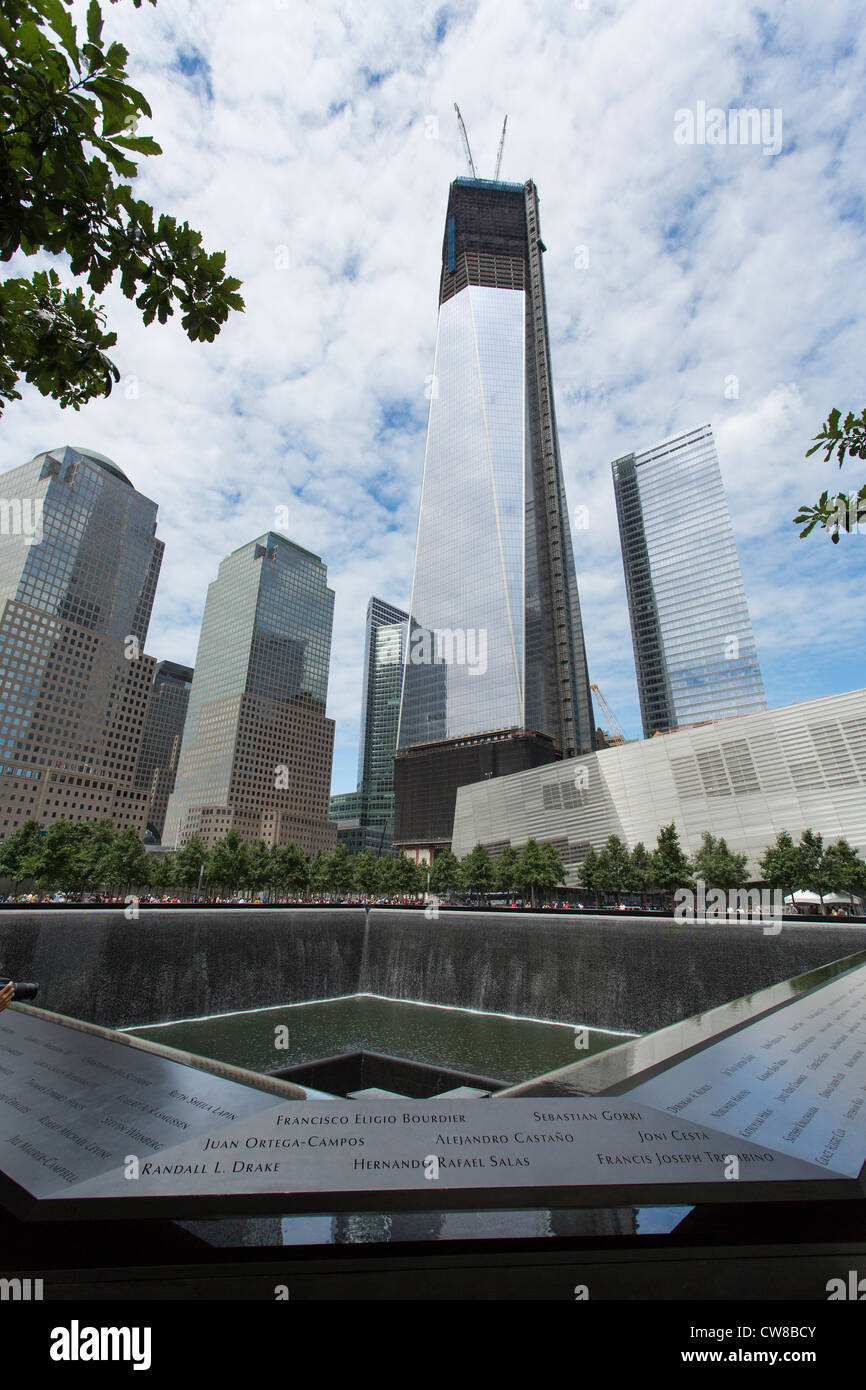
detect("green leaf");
top-left (90, 134), bottom-right (138, 175)
top-left (14, 20), bottom-right (46, 61)
top-left (112, 134), bottom-right (162, 156)
top-left (86, 0), bottom-right (104, 44)
top-left (81, 40), bottom-right (106, 70)
top-left (104, 40), bottom-right (129, 70)
top-left (42, 0), bottom-right (81, 70)
top-left (0, 0), bottom-right (242, 418)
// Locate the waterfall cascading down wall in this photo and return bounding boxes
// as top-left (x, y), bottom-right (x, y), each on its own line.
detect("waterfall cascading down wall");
top-left (1, 908), bottom-right (865, 1034)
top-left (0, 909), bottom-right (364, 1031)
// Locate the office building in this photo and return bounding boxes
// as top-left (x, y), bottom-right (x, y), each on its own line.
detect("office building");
top-left (612, 424), bottom-right (766, 738)
top-left (394, 175), bottom-right (595, 859)
top-left (330, 596), bottom-right (407, 855)
top-left (134, 660), bottom-right (194, 841)
top-left (0, 445), bottom-right (162, 838)
top-left (164, 533), bottom-right (337, 854)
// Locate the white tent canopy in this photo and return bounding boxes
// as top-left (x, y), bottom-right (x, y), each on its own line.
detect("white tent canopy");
top-left (783, 890), bottom-right (864, 905)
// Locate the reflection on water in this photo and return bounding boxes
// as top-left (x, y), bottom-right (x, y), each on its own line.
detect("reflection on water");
top-left (127, 993), bottom-right (634, 1084)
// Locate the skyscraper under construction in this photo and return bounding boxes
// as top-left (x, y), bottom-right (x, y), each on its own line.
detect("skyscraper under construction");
top-left (394, 174), bottom-right (595, 858)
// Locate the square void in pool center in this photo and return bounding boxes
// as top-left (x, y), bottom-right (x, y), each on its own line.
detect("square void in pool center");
top-left (127, 995), bottom-right (633, 1086)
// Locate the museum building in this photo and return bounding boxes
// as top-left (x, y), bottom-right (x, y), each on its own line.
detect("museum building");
top-left (451, 687), bottom-right (866, 882)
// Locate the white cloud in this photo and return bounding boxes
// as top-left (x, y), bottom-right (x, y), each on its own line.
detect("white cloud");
top-left (2, 0), bottom-right (864, 775)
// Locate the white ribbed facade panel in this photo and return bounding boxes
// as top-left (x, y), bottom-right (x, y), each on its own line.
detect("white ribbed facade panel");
top-left (452, 689), bottom-right (866, 882)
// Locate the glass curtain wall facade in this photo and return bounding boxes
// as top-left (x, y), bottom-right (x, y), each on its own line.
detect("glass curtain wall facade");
top-left (612, 423), bottom-right (766, 738)
top-left (0, 446), bottom-right (162, 839)
top-left (398, 280), bottom-right (526, 745)
top-left (164, 534), bottom-right (337, 853)
top-left (357, 598), bottom-right (409, 794)
top-left (134, 660), bottom-right (194, 841)
top-left (394, 176), bottom-right (595, 854)
top-left (330, 596), bottom-right (407, 856)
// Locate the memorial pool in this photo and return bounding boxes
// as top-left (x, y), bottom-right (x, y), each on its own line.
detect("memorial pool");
top-left (126, 994), bottom-right (632, 1084)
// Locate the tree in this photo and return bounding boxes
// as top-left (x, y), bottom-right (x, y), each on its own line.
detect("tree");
top-left (393, 854), bottom-right (423, 899)
top-left (594, 834), bottom-right (631, 906)
top-left (174, 834), bottom-right (207, 896)
top-left (205, 830), bottom-right (248, 898)
top-left (428, 848), bottom-right (460, 897)
top-left (690, 832), bottom-right (718, 889)
top-left (516, 838), bottom-right (549, 910)
top-left (628, 841), bottom-right (653, 910)
top-left (0, 0), bottom-right (244, 416)
top-left (651, 824), bottom-right (693, 907)
top-left (794, 407), bottom-right (866, 542)
top-left (758, 830), bottom-right (800, 905)
top-left (0, 817), bottom-right (44, 890)
top-left (822, 838), bottom-right (865, 912)
top-left (271, 842), bottom-right (309, 899)
top-left (104, 825), bottom-right (150, 897)
top-left (352, 849), bottom-right (380, 900)
top-left (75, 816), bottom-right (116, 892)
top-left (306, 850), bottom-right (330, 898)
top-left (148, 849), bottom-right (175, 893)
top-left (715, 837), bottom-right (748, 894)
top-left (244, 840), bottom-right (272, 900)
top-left (325, 843), bottom-right (355, 900)
top-left (495, 844), bottom-right (521, 897)
top-left (20, 817), bottom-right (90, 895)
top-left (538, 842), bottom-right (566, 905)
top-left (794, 829), bottom-right (827, 909)
top-left (853, 855), bottom-right (866, 909)
top-left (460, 843), bottom-right (496, 902)
top-left (375, 855), bottom-right (399, 900)
top-left (577, 846), bottom-right (600, 907)
top-left (692, 832), bottom-right (748, 893)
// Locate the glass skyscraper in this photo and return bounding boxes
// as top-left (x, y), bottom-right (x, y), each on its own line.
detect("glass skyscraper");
top-left (134, 659), bottom-right (194, 842)
top-left (0, 445), bottom-right (162, 838)
top-left (358, 598), bottom-right (408, 793)
top-left (394, 176), bottom-right (595, 856)
top-left (330, 596), bottom-right (407, 855)
top-left (612, 423), bottom-right (766, 738)
top-left (164, 533), bottom-right (337, 853)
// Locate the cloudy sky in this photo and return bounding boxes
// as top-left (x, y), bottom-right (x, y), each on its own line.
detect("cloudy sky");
top-left (4, 0), bottom-right (865, 794)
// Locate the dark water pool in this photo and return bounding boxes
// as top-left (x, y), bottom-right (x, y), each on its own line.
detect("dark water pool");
top-left (128, 993), bottom-right (633, 1084)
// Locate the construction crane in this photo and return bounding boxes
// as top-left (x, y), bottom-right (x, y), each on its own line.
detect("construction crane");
top-left (454, 103), bottom-right (477, 178)
top-left (493, 115), bottom-right (507, 180)
top-left (590, 684), bottom-right (627, 746)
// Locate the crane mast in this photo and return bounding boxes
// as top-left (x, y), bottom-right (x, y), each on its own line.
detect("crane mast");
top-left (493, 115), bottom-right (507, 180)
top-left (453, 103), bottom-right (477, 178)
top-left (590, 684), bottom-right (627, 746)
top-left (453, 107), bottom-right (508, 181)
